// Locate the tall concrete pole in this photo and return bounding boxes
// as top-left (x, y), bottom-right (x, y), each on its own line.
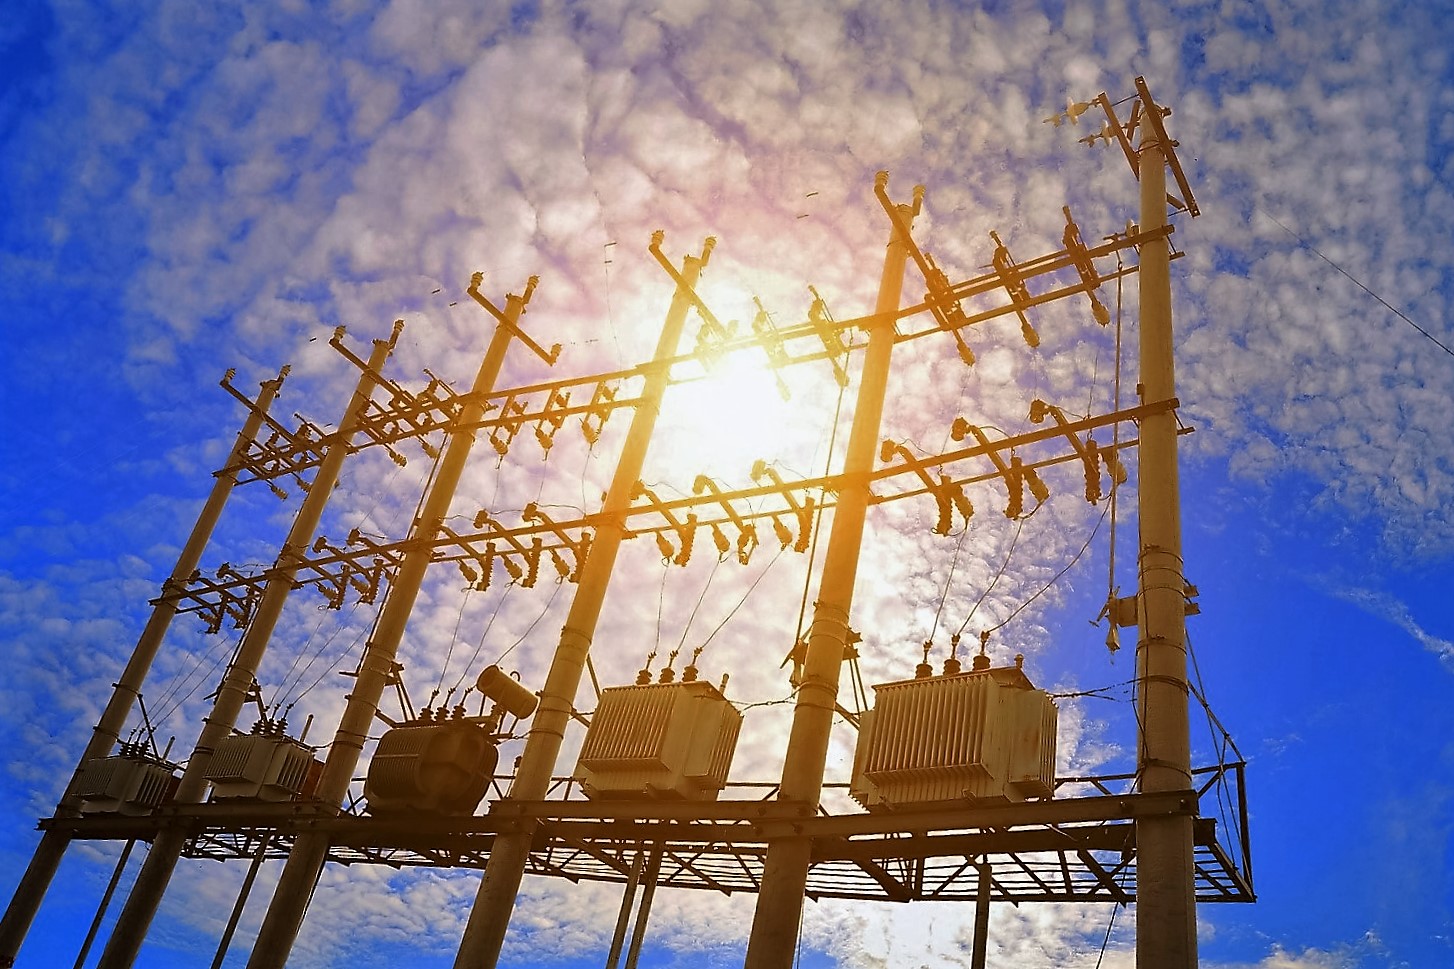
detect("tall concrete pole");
top-left (1132, 118), bottom-right (1197, 968)
top-left (0, 370), bottom-right (285, 968)
top-left (744, 174), bottom-right (918, 969)
top-left (452, 234), bottom-right (713, 969)
top-left (245, 281), bottom-right (541, 969)
top-left (95, 331), bottom-right (399, 969)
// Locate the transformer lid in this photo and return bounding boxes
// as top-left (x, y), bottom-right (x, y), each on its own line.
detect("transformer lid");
top-left (599, 678), bottom-right (732, 706)
top-left (871, 663), bottom-right (1037, 693)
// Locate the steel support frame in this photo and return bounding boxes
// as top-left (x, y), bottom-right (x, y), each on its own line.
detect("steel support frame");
top-left (46, 777), bottom-right (1252, 907)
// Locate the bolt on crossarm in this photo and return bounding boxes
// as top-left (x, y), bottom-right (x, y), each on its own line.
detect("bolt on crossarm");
top-left (743, 173), bottom-right (920, 969)
top-left (93, 332), bottom-right (400, 969)
top-left (243, 278), bottom-right (549, 969)
top-left (1123, 80), bottom-right (1198, 969)
top-left (452, 233), bottom-right (714, 969)
top-left (0, 370), bottom-right (286, 967)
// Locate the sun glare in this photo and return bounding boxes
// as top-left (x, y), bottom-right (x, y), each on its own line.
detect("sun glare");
top-left (658, 350), bottom-right (811, 484)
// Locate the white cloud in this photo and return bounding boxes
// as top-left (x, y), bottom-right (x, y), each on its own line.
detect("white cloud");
top-left (5, 0), bottom-right (1454, 967)
top-left (1330, 585), bottom-right (1454, 672)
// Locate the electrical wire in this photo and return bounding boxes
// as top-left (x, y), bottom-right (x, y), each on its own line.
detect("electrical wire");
top-left (1093, 898), bottom-right (1121, 969)
top-left (492, 578), bottom-right (564, 670)
top-left (1262, 209), bottom-right (1454, 359)
top-left (736, 686), bottom-right (802, 715)
top-left (144, 631), bottom-right (230, 726)
top-left (926, 367), bottom-right (974, 645)
top-left (928, 526), bottom-right (969, 645)
top-left (286, 428), bottom-right (447, 712)
top-left (271, 450), bottom-right (420, 713)
top-left (600, 241), bottom-right (627, 369)
top-left (1106, 254), bottom-right (1126, 620)
top-left (985, 503), bottom-right (1110, 636)
top-left (432, 585), bottom-right (474, 704)
top-left (693, 543), bottom-right (788, 659)
top-left (448, 577), bottom-right (520, 695)
top-left (956, 517), bottom-right (1025, 639)
top-left (352, 460), bottom-right (408, 546)
top-left (273, 598), bottom-right (369, 712)
top-left (673, 554), bottom-right (725, 664)
top-left (290, 604), bottom-right (387, 710)
top-left (1048, 678), bottom-right (1137, 702)
top-left (792, 329), bottom-right (854, 646)
top-left (147, 631), bottom-right (242, 731)
top-left (652, 561), bottom-right (670, 661)
top-left (1186, 629), bottom-right (1248, 865)
top-left (270, 604), bottom-right (340, 712)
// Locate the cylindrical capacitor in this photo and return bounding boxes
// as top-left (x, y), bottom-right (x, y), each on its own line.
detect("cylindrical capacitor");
top-left (475, 665), bottom-right (539, 719)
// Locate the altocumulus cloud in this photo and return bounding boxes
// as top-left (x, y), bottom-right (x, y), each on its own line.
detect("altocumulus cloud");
top-left (3, 0), bottom-right (1453, 968)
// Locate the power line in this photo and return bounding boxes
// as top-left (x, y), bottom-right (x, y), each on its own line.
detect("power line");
top-left (1262, 209), bottom-right (1454, 359)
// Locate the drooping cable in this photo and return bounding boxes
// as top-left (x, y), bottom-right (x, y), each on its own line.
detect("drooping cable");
top-left (956, 517), bottom-right (1025, 639)
top-left (985, 503), bottom-right (1110, 636)
top-left (692, 543), bottom-right (788, 662)
top-left (432, 585), bottom-right (474, 707)
top-left (670, 554), bottom-right (724, 670)
top-left (491, 578), bottom-right (564, 671)
top-left (273, 597), bottom-right (368, 713)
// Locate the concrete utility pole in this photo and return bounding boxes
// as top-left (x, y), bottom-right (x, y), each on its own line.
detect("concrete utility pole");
top-left (452, 234), bottom-right (714, 969)
top-left (243, 279), bottom-right (548, 969)
top-left (743, 173), bottom-right (919, 969)
top-left (95, 332), bottom-right (399, 969)
top-left (0, 371), bottom-right (286, 967)
top-left (1132, 110), bottom-right (1197, 968)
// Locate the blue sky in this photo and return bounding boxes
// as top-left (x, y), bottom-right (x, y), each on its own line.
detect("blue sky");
top-left (2, 1), bottom-right (1453, 968)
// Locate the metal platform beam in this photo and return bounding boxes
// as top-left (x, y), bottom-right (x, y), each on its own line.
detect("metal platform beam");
top-left (43, 767), bottom-right (1253, 907)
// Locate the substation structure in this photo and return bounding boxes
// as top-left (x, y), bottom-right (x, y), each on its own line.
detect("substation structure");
top-left (49, 766), bottom-right (1252, 905)
top-left (2, 78), bottom-right (1250, 969)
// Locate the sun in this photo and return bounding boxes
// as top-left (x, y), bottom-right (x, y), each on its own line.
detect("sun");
top-left (656, 348), bottom-right (813, 485)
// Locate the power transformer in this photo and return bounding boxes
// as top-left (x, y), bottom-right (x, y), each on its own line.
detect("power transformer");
top-left (575, 679), bottom-right (740, 801)
top-left (850, 656), bottom-right (1057, 811)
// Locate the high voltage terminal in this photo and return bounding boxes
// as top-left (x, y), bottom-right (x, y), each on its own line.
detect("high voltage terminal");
top-left (0, 77), bottom-right (1250, 969)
